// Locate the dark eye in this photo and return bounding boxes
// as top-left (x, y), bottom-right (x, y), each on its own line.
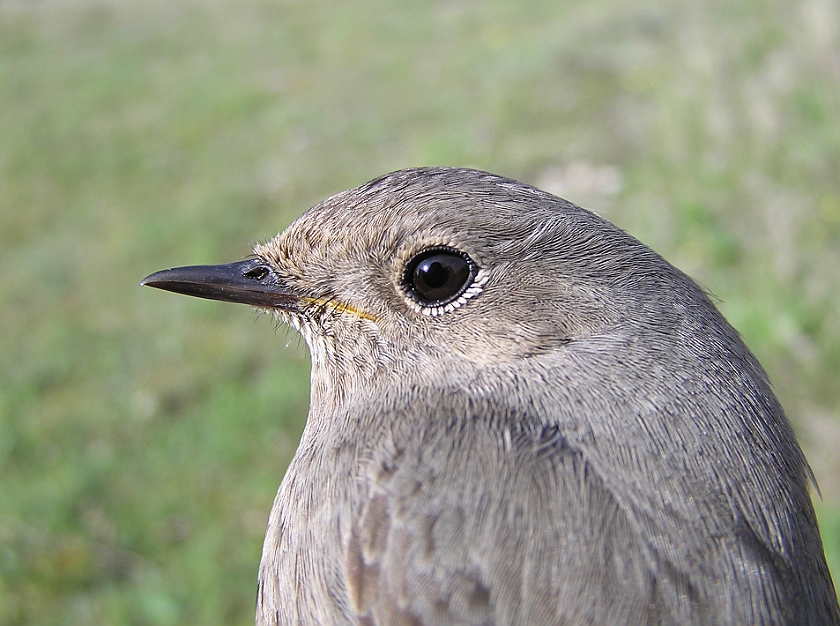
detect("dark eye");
top-left (403, 247), bottom-right (477, 307)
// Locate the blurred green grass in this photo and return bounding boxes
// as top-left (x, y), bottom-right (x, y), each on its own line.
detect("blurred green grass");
top-left (1, 0), bottom-right (838, 623)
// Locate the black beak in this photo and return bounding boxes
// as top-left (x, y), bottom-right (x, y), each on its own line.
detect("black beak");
top-left (140, 258), bottom-right (299, 310)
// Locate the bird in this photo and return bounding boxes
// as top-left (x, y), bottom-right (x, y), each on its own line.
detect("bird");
top-left (141, 167), bottom-right (840, 625)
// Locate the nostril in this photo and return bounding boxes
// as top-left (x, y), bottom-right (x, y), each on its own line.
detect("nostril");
top-left (244, 265), bottom-right (269, 281)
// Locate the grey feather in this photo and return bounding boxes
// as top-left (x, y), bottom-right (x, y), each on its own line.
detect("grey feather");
top-left (143, 167), bottom-right (840, 625)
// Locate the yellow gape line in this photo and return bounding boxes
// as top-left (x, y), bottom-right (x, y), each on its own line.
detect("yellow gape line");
top-left (301, 297), bottom-right (378, 322)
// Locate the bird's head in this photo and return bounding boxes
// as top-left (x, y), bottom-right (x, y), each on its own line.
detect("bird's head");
top-left (142, 167), bottom-right (716, 406)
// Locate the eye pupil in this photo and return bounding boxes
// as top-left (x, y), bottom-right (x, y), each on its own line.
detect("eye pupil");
top-left (417, 260), bottom-right (451, 289)
top-left (404, 247), bottom-right (476, 307)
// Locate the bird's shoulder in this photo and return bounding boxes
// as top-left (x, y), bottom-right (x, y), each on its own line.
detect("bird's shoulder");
top-left (344, 407), bottom-right (668, 626)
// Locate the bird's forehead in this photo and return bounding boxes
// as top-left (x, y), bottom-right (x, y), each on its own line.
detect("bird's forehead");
top-left (264, 171), bottom-right (569, 266)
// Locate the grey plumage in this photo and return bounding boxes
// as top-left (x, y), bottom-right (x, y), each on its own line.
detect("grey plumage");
top-left (141, 167), bottom-right (840, 625)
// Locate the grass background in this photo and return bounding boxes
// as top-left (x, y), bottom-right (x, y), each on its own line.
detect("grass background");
top-left (1, 0), bottom-right (838, 623)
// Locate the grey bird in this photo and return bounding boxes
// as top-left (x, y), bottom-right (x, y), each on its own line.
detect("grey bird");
top-left (141, 167), bottom-right (840, 625)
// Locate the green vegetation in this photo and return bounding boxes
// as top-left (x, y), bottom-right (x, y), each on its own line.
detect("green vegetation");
top-left (1, 0), bottom-right (838, 623)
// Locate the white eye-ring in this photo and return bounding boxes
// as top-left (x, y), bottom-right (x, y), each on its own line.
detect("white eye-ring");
top-left (401, 247), bottom-right (488, 316)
